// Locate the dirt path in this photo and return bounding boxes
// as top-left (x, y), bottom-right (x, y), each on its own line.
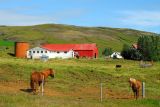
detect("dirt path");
top-left (0, 81), bottom-right (141, 100)
top-left (0, 81), bottom-right (130, 99)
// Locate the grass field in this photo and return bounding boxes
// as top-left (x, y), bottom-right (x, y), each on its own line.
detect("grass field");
top-left (0, 40), bottom-right (14, 46)
top-left (0, 55), bottom-right (160, 107)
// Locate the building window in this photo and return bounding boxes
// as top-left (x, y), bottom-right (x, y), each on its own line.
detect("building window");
top-left (29, 51), bottom-right (31, 53)
top-left (41, 51), bottom-right (43, 53)
top-left (64, 51), bottom-right (67, 53)
top-left (33, 51), bottom-right (35, 53)
top-left (57, 51), bottom-right (60, 53)
top-left (37, 51), bottom-right (39, 53)
top-left (45, 51), bottom-right (47, 53)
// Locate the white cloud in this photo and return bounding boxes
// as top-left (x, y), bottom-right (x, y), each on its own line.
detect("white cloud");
top-left (119, 10), bottom-right (160, 27)
top-left (0, 10), bottom-right (57, 26)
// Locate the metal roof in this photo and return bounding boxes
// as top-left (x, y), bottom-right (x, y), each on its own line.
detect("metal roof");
top-left (41, 43), bottom-right (97, 51)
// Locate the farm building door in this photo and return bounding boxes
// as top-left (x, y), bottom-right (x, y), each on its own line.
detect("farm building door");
top-left (95, 53), bottom-right (96, 58)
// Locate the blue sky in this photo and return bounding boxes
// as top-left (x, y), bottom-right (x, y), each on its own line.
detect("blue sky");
top-left (0, 0), bottom-right (160, 33)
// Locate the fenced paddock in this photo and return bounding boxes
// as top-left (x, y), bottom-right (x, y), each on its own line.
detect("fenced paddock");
top-left (0, 57), bottom-right (160, 107)
top-left (0, 79), bottom-right (147, 100)
top-left (0, 77), bottom-right (159, 107)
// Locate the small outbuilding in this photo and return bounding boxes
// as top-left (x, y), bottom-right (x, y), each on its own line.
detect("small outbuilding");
top-left (132, 43), bottom-right (138, 49)
top-left (111, 52), bottom-right (123, 59)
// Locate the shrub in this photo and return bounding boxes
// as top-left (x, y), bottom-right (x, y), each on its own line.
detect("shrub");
top-left (102, 48), bottom-right (113, 56)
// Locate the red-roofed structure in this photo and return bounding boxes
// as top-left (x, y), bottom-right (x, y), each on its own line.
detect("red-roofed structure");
top-left (132, 43), bottom-right (138, 49)
top-left (42, 43), bottom-right (98, 58)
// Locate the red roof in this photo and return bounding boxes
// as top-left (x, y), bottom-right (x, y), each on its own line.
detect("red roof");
top-left (132, 43), bottom-right (138, 49)
top-left (41, 43), bottom-right (97, 51)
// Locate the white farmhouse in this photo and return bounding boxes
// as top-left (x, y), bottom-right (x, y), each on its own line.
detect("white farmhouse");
top-left (27, 47), bottom-right (75, 59)
top-left (111, 52), bottom-right (123, 59)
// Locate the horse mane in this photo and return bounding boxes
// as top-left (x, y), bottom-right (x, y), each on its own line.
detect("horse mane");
top-left (129, 78), bottom-right (136, 84)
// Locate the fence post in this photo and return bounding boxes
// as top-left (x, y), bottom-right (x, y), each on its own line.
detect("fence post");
top-left (100, 82), bottom-right (103, 102)
top-left (142, 82), bottom-right (145, 98)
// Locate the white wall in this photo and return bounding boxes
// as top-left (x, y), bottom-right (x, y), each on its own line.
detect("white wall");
top-left (111, 52), bottom-right (123, 59)
top-left (27, 47), bottom-right (75, 59)
top-left (48, 50), bottom-right (74, 59)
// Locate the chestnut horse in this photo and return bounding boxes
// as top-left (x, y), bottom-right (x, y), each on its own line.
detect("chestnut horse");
top-left (129, 78), bottom-right (141, 99)
top-left (30, 68), bottom-right (55, 94)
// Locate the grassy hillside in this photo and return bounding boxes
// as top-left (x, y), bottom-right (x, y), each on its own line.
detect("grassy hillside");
top-left (0, 57), bottom-right (160, 107)
top-left (0, 24), bottom-right (158, 56)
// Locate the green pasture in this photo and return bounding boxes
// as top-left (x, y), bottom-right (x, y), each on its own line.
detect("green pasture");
top-left (0, 40), bottom-right (14, 46)
top-left (0, 56), bottom-right (159, 107)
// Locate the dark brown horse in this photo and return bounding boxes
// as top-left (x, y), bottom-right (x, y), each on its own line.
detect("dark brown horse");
top-left (30, 68), bottom-right (55, 94)
top-left (129, 78), bottom-right (141, 99)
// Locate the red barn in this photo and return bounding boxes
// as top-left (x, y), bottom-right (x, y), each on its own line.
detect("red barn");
top-left (42, 43), bottom-right (98, 58)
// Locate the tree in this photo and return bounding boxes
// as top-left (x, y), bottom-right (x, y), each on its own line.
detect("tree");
top-left (121, 44), bottom-right (142, 60)
top-left (102, 48), bottom-right (113, 56)
top-left (121, 44), bottom-right (131, 59)
top-left (121, 35), bottom-right (160, 61)
top-left (137, 35), bottom-right (160, 61)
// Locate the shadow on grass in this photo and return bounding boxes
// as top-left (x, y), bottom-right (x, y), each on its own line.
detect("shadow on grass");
top-left (20, 88), bottom-right (32, 93)
top-left (7, 53), bottom-right (15, 57)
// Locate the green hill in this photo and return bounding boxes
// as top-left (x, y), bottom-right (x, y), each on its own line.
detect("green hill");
top-left (0, 24), bottom-right (158, 55)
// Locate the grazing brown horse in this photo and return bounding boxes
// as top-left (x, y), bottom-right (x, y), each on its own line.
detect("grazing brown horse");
top-left (129, 78), bottom-right (141, 99)
top-left (30, 68), bottom-right (55, 94)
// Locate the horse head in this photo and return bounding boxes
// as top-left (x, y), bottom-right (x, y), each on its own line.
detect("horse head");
top-left (48, 68), bottom-right (55, 78)
top-left (129, 78), bottom-right (136, 87)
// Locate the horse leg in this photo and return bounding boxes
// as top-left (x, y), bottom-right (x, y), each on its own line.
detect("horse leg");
top-left (30, 80), bottom-right (36, 94)
top-left (137, 90), bottom-right (139, 99)
top-left (134, 92), bottom-right (136, 99)
top-left (33, 82), bottom-right (37, 94)
top-left (136, 91), bottom-right (138, 100)
top-left (37, 81), bottom-right (42, 93)
top-left (30, 80), bottom-right (34, 91)
top-left (35, 81), bottom-right (40, 94)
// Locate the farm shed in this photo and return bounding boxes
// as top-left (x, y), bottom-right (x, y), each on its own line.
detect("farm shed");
top-left (27, 47), bottom-right (74, 59)
top-left (111, 52), bottom-right (123, 59)
top-left (42, 43), bottom-right (98, 58)
top-left (132, 43), bottom-right (138, 49)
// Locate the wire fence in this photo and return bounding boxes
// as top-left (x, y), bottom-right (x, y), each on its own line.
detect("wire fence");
top-left (0, 78), bottom-right (146, 101)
